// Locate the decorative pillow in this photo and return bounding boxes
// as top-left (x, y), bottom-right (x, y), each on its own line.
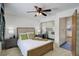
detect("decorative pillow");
top-left (19, 33), bottom-right (28, 40)
top-left (21, 34), bottom-right (28, 40)
top-left (34, 37), bottom-right (48, 41)
top-left (27, 32), bottom-right (35, 39)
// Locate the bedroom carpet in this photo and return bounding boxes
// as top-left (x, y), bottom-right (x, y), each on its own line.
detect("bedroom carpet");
top-left (1, 43), bottom-right (72, 56)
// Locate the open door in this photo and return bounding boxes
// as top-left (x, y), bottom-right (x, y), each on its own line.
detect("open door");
top-left (72, 10), bottom-right (77, 56)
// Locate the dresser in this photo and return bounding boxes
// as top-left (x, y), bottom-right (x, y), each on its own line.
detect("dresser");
top-left (5, 38), bottom-right (17, 49)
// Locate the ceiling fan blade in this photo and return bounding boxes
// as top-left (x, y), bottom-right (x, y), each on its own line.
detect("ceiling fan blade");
top-left (34, 6), bottom-right (38, 10)
top-left (42, 13), bottom-right (47, 16)
top-left (27, 11), bottom-right (36, 13)
top-left (34, 6), bottom-right (42, 12)
top-left (42, 9), bottom-right (51, 12)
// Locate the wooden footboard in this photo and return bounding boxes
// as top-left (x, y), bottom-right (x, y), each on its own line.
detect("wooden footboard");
top-left (27, 42), bottom-right (53, 56)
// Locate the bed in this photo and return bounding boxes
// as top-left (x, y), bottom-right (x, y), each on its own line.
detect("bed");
top-left (17, 27), bottom-right (53, 56)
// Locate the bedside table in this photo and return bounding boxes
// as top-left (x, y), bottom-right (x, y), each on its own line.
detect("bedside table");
top-left (5, 38), bottom-right (17, 49)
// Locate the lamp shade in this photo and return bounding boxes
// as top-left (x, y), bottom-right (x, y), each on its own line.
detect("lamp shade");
top-left (8, 27), bottom-right (14, 34)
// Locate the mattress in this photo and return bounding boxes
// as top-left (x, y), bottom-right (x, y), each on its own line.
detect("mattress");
top-left (17, 39), bottom-right (52, 56)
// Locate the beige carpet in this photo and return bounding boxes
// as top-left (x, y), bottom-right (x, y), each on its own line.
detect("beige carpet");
top-left (1, 43), bottom-right (72, 56)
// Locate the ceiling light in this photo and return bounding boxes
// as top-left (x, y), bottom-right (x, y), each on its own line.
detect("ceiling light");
top-left (36, 13), bottom-right (42, 16)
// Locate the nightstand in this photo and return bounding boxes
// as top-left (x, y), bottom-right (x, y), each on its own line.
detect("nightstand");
top-left (5, 38), bottom-right (17, 49)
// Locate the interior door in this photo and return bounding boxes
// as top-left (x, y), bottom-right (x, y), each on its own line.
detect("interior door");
top-left (72, 10), bottom-right (77, 56)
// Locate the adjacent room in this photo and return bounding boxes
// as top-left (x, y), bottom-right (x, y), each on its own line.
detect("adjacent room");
top-left (0, 3), bottom-right (79, 56)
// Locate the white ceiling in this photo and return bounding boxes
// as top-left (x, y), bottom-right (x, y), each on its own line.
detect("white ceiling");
top-left (5, 3), bottom-right (79, 17)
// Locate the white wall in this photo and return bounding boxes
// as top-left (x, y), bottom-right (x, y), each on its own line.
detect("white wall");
top-left (5, 14), bottom-right (40, 39)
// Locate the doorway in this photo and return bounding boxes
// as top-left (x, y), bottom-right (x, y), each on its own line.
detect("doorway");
top-left (60, 17), bottom-right (72, 51)
top-left (59, 10), bottom-right (79, 56)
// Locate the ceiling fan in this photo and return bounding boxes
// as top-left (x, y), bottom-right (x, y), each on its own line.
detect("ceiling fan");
top-left (27, 6), bottom-right (51, 16)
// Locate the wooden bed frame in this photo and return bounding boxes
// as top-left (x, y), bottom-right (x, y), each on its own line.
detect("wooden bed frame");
top-left (17, 27), bottom-right (53, 56)
top-left (28, 42), bottom-right (53, 56)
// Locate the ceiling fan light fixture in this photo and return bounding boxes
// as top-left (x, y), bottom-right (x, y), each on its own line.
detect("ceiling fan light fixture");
top-left (27, 6), bottom-right (51, 16)
top-left (39, 13), bottom-right (42, 15)
top-left (36, 12), bottom-right (39, 16)
top-left (36, 13), bottom-right (42, 16)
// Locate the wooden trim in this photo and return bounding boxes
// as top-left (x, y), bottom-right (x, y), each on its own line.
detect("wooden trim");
top-left (60, 16), bottom-right (72, 19)
top-left (65, 17), bottom-right (67, 46)
top-left (67, 36), bottom-right (72, 38)
top-left (72, 10), bottom-right (77, 56)
top-left (27, 42), bottom-right (53, 56)
top-left (59, 17), bottom-right (67, 46)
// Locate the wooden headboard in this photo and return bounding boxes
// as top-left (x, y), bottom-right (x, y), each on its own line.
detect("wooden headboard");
top-left (17, 27), bottom-right (35, 39)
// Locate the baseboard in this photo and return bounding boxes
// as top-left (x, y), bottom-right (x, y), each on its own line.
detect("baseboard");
top-left (60, 41), bottom-right (67, 47)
